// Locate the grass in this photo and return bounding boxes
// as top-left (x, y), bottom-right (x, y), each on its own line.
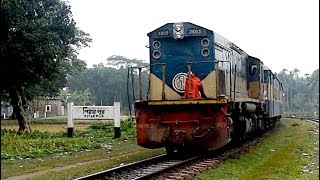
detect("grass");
top-left (198, 119), bottom-right (319, 180)
top-left (1, 138), bottom-right (165, 179)
top-left (26, 147), bottom-right (164, 180)
top-left (0, 123), bottom-right (90, 132)
top-left (1, 118), bottom-right (166, 179)
top-left (1, 120), bottom-right (137, 160)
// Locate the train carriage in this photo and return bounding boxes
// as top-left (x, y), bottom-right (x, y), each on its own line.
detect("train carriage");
top-left (263, 66), bottom-right (282, 127)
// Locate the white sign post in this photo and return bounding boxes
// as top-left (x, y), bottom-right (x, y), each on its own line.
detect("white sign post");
top-left (67, 102), bottom-right (74, 137)
top-left (113, 102), bottom-right (121, 138)
top-left (67, 102), bottom-right (121, 138)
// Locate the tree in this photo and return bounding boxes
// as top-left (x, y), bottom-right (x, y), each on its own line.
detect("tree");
top-left (0, 0), bottom-right (91, 131)
top-left (307, 69), bottom-right (319, 110)
top-left (288, 70), bottom-right (294, 110)
top-left (59, 88), bottom-right (93, 106)
top-left (278, 69), bottom-right (289, 110)
top-left (292, 68), bottom-right (300, 79)
top-left (277, 67), bottom-right (319, 117)
top-left (105, 55), bottom-right (148, 69)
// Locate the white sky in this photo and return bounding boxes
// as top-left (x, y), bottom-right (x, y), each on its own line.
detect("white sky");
top-left (67, 0), bottom-right (319, 75)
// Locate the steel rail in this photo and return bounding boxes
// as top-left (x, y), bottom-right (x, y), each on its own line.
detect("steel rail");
top-left (134, 155), bottom-right (200, 180)
top-left (74, 154), bottom-right (200, 180)
top-left (307, 119), bottom-right (319, 125)
top-left (74, 154), bottom-right (167, 180)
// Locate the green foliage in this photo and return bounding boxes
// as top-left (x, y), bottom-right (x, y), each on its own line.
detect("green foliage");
top-left (0, 0), bottom-right (91, 130)
top-left (59, 88), bottom-right (94, 106)
top-left (1, 120), bottom-right (136, 160)
top-left (120, 120), bottom-right (136, 137)
top-left (88, 120), bottom-right (136, 138)
top-left (105, 55), bottom-right (148, 69)
top-left (277, 68), bottom-right (319, 117)
top-left (89, 122), bottom-right (113, 131)
top-left (0, 0), bottom-right (91, 96)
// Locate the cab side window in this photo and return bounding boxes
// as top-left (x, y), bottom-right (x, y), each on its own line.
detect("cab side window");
top-left (250, 65), bottom-right (257, 76)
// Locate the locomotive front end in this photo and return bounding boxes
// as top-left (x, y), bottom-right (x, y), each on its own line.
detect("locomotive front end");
top-left (135, 22), bottom-right (231, 153)
top-left (147, 22), bottom-right (216, 100)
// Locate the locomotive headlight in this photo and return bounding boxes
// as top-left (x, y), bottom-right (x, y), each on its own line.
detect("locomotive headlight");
top-left (152, 41), bottom-right (161, 49)
top-left (153, 50), bottom-right (161, 60)
top-left (201, 38), bottom-right (210, 47)
top-left (201, 48), bottom-right (210, 57)
top-left (174, 24), bottom-right (182, 31)
top-left (175, 32), bottom-right (183, 39)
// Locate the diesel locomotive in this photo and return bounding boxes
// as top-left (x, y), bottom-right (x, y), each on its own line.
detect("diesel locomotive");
top-left (131, 22), bottom-right (283, 154)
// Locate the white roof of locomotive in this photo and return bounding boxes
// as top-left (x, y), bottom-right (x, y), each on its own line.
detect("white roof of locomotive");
top-left (263, 65), bottom-right (270, 70)
top-left (214, 32), bottom-right (248, 56)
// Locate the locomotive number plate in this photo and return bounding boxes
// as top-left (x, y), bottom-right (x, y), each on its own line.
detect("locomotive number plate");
top-left (157, 30), bottom-right (169, 36)
top-left (188, 28), bottom-right (202, 35)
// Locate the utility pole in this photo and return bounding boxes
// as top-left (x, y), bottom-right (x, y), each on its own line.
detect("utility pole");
top-left (290, 71), bottom-right (293, 111)
top-left (290, 78), bottom-right (292, 110)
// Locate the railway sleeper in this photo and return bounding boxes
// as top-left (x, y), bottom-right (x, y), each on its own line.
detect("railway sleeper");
top-left (181, 169), bottom-right (197, 176)
top-left (173, 172), bottom-right (189, 178)
top-left (168, 176), bottom-right (184, 180)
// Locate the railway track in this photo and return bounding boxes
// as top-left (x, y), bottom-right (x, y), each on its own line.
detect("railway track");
top-left (284, 116), bottom-right (319, 120)
top-left (75, 154), bottom-right (201, 180)
top-left (284, 116), bottom-right (319, 124)
top-left (150, 138), bottom-right (261, 180)
top-left (75, 136), bottom-right (262, 180)
top-left (285, 115), bottom-right (319, 128)
top-left (307, 118), bottom-right (319, 125)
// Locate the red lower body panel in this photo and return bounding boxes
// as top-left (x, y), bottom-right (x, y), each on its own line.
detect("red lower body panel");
top-left (135, 102), bottom-right (231, 151)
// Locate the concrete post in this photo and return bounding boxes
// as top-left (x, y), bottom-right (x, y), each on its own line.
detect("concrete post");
top-left (113, 102), bottom-right (121, 138)
top-left (67, 102), bottom-right (74, 137)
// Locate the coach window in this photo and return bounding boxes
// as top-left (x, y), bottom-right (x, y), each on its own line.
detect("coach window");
top-left (250, 65), bottom-right (257, 76)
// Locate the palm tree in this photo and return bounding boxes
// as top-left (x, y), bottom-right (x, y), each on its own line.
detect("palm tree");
top-left (307, 69), bottom-right (319, 106)
top-left (304, 73), bottom-right (310, 103)
top-left (289, 70), bottom-right (294, 110)
top-left (293, 68), bottom-right (300, 79)
top-left (279, 69), bottom-right (289, 110)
